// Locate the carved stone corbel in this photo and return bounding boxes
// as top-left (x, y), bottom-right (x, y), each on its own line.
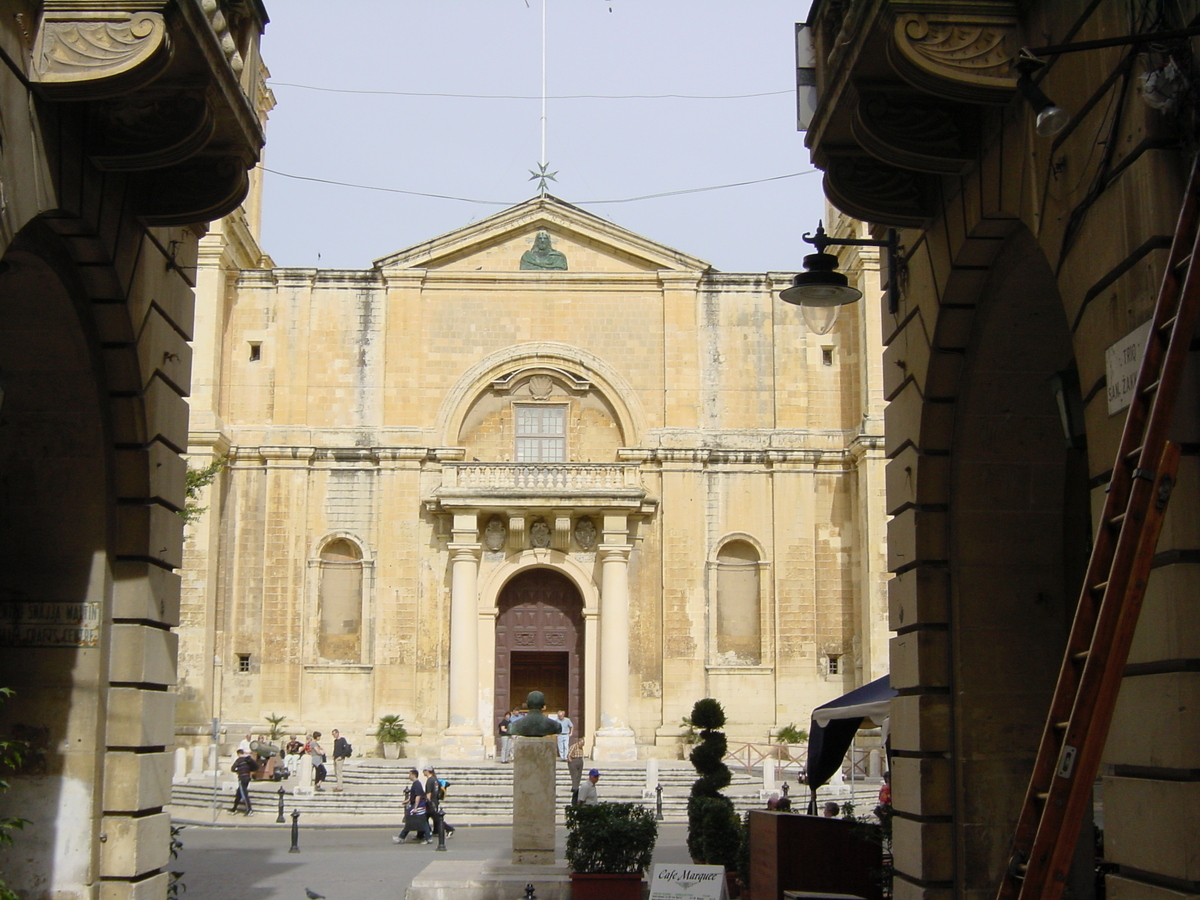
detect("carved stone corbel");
top-left (132, 154), bottom-right (250, 226)
top-left (33, 6), bottom-right (172, 100)
top-left (89, 88), bottom-right (215, 171)
top-left (852, 84), bottom-right (977, 175)
top-left (888, 9), bottom-right (1019, 104)
top-left (823, 149), bottom-right (937, 228)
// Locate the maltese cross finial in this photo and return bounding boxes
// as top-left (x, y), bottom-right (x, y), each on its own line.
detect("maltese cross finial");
top-left (528, 161), bottom-right (558, 196)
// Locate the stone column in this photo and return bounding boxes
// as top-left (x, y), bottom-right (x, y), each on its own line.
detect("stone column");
top-left (594, 513), bottom-right (637, 760)
top-left (444, 512), bottom-right (484, 758)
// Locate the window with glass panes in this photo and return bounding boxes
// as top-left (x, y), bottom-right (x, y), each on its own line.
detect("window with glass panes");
top-left (515, 405), bottom-right (566, 462)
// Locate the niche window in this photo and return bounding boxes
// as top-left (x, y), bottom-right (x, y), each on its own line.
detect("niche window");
top-left (318, 538), bottom-right (363, 663)
top-left (237, 653), bottom-right (251, 673)
top-left (515, 404), bottom-right (566, 462)
top-left (715, 540), bottom-right (762, 665)
top-left (248, 341), bottom-right (261, 362)
top-left (828, 654), bottom-right (842, 675)
top-left (822, 347), bottom-right (834, 367)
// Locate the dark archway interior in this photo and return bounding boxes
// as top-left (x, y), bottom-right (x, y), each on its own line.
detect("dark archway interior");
top-left (948, 227), bottom-right (1092, 894)
top-left (0, 230), bottom-right (113, 890)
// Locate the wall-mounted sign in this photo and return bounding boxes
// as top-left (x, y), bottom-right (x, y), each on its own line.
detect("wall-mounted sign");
top-left (0, 601), bottom-right (100, 648)
top-left (1106, 319), bottom-right (1153, 415)
top-left (649, 864), bottom-right (728, 900)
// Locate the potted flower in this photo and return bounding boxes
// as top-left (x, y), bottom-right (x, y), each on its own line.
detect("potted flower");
top-left (565, 802), bottom-right (658, 900)
top-left (376, 714), bottom-right (408, 759)
top-left (687, 698), bottom-right (745, 897)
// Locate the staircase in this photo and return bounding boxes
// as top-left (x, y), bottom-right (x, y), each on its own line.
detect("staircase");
top-left (169, 759), bottom-right (848, 824)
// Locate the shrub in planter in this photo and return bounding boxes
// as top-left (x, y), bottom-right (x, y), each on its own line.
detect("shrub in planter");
top-left (377, 714), bottom-right (408, 758)
top-left (686, 698), bottom-right (744, 870)
top-left (565, 802), bottom-right (658, 874)
top-left (566, 802), bottom-right (658, 900)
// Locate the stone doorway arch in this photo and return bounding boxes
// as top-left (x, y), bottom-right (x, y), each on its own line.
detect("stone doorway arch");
top-left (494, 568), bottom-right (584, 740)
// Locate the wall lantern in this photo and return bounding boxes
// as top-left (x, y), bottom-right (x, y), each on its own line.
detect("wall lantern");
top-left (1018, 24), bottom-right (1200, 137)
top-left (779, 222), bottom-right (900, 335)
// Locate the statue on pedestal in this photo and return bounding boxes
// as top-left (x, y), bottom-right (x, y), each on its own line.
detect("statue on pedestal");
top-left (511, 691), bottom-right (562, 737)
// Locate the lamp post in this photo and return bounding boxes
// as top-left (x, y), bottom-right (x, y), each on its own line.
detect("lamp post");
top-left (779, 222), bottom-right (901, 334)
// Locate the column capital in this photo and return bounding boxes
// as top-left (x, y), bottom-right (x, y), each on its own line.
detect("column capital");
top-left (598, 543), bottom-right (632, 562)
top-left (448, 542), bottom-right (482, 562)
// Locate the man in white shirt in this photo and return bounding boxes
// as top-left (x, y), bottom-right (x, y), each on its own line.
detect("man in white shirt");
top-left (556, 709), bottom-right (573, 760)
top-left (577, 768), bottom-right (600, 805)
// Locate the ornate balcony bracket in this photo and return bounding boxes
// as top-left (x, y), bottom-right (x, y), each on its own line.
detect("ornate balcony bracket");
top-left (31, 1), bottom-right (267, 226)
top-left (852, 84), bottom-right (977, 175)
top-left (823, 149), bottom-right (937, 228)
top-left (33, 8), bottom-right (173, 100)
top-left (888, 10), bottom-right (1019, 104)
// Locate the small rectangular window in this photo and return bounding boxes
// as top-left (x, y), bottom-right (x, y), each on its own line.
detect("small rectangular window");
top-left (248, 342), bottom-right (261, 362)
top-left (822, 347), bottom-right (834, 367)
top-left (828, 654), bottom-right (841, 675)
top-left (237, 653), bottom-right (251, 673)
top-left (514, 405), bottom-right (566, 462)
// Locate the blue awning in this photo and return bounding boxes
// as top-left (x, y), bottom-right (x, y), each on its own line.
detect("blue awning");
top-left (804, 674), bottom-right (895, 797)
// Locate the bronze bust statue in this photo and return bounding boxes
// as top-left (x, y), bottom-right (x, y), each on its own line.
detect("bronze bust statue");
top-left (510, 690), bottom-right (562, 736)
top-left (519, 231), bottom-right (568, 271)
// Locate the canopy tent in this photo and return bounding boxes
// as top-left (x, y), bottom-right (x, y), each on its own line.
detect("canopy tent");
top-left (803, 674), bottom-right (895, 813)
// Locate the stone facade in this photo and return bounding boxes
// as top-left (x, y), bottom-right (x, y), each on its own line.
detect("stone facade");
top-left (177, 195), bottom-right (891, 761)
top-left (0, 2), bottom-right (269, 897)
top-left (801, 2), bottom-right (1200, 899)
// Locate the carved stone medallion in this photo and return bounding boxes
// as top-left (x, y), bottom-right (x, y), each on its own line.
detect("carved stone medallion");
top-left (530, 518), bottom-right (551, 549)
top-left (484, 516), bottom-right (507, 552)
top-left (574, 517), bottom-right (597, 551)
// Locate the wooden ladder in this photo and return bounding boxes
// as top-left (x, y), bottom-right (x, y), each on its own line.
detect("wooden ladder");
top-left (997, 153), bottom-right (1200, 900)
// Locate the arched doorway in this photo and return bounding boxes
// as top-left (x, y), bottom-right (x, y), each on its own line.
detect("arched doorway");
top-left (494, 569), bottom-right (584, 734)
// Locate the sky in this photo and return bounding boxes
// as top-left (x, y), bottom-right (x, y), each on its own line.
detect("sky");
top-left (256, 1), bottom-right (823, 274)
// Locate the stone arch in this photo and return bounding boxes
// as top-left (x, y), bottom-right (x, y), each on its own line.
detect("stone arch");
top-left (434, 342), bottom-right (647, 450)
top-left (891, 219), bottom-right (1090, 895)
top-left (478, 550), bottom-right (600, 615)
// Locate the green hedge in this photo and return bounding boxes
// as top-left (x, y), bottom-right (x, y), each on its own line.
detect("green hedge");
top-left (565, 802), bottom-right (658, 874)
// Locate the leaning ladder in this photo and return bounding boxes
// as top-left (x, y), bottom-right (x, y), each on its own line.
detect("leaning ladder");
top-left (996, 153), bottom-right (1200, 900)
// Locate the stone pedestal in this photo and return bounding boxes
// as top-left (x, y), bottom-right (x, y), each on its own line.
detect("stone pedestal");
top-left (592, 727), bottom-right (637, 761)
top-left (512, 735), bottom-right (557, 865)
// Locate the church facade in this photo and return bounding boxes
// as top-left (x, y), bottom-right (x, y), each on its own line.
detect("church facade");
top-left (178, 196), bottom-right (890, 759)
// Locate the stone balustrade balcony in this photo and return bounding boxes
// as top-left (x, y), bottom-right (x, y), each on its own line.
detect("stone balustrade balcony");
top-left (434, 462), bottom-right (651, 512)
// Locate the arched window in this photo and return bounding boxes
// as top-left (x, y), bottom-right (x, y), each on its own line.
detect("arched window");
top-left (715, 540), bottom-right (761, 665)
top-left (318, 538), bottom-right (362, 663)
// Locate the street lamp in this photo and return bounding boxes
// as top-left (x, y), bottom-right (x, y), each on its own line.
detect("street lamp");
top-left (779, 222), bottom-right (901, 334)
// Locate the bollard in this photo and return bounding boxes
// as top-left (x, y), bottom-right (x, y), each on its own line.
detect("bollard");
top-left (277, 786), bottom-right (286, 824)
top-left (434, 809), bottom-right (447, 852)
top-left (655, 783), bottom-right (663, 821)
top-left (289, 808), bottom-right (300, 853)
top-left (524, 885), bottom-right (536, 900)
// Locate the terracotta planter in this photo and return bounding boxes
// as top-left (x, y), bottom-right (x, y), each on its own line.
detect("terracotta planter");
top-left (381, 742), bottom-right (401, 759)
top-left (569, 872), bottom-right (645, 900)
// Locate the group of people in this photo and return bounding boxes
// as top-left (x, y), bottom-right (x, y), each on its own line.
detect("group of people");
top-left (392, 766), bottom-right (456, 844)
top-left (230, 727), bottom-right (354, 815)
top-left (497, 707), bottom-right (575, 762)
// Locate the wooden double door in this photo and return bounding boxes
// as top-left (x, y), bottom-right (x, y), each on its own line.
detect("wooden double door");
top-left (494, 568), bottom-right (583, 736)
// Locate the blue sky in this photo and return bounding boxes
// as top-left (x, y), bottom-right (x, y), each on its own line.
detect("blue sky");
top-left (257, 1), bottom-right (823, 273)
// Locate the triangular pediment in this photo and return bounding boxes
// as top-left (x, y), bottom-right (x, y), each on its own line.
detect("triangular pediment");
top-left (373, 195), bottom-right (710, 274)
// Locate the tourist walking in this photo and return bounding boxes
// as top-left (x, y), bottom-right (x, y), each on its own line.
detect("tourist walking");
top-left (392, 768), bottom-right (431, 844)
top-left (230, 748), bottom-right (258, 815)
top-left (423, 766), bottom-right (455, 838)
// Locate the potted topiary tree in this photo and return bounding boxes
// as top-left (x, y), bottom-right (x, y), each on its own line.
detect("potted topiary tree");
top-left (376, 714), bottom-right (408, 759)
top-left (687, 698), bottom-right (745, 897)
top-left (566, 802), bottom-right (658, 900)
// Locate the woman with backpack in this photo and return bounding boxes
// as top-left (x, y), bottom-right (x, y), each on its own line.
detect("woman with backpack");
top-left (423, 765), bottom-right (454, 838)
